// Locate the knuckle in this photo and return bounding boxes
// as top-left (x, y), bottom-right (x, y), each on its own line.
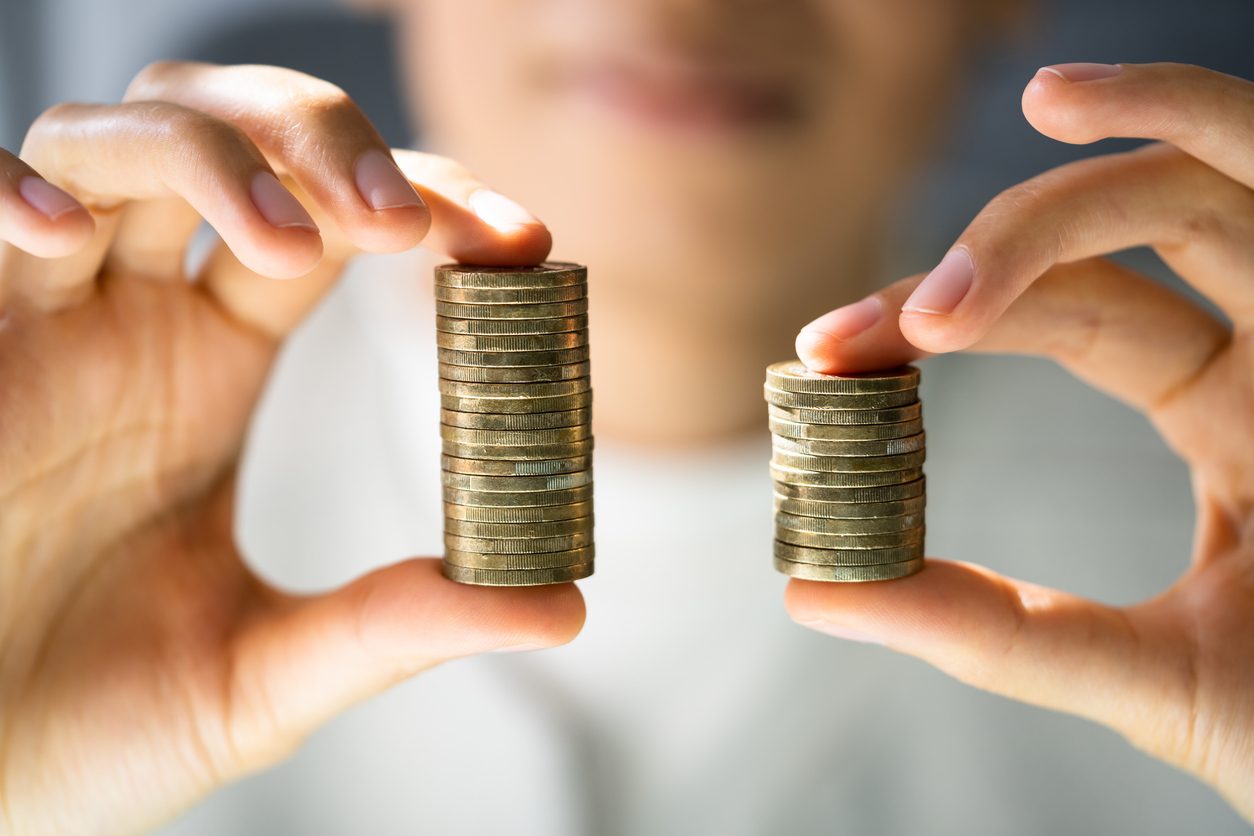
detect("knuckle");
top-left (145, 103), bottom-right (254, 163)
top-left (24, 102), bottom-right (81, 146)
top-left (124, 60), bottom-right (184, 99)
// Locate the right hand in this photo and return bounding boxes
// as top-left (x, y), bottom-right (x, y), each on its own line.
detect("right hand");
top-left (0, 62), bottom-right (584, 836)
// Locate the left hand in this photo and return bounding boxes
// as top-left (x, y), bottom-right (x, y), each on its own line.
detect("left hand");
top-left (786, 62), bottom-right (1254, 822)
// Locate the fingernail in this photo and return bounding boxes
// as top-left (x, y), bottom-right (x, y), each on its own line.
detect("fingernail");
top-left (902, 248), bottom-right (973, 315)
top-left (1038, 63), bottom-right (1122, 83)
top-left (798, 619), bottom-right (885, 646)
top-left (250, 171), bottom-right (318, 232)
top-left (19, 177), bottom-right (83, 220)
top-left (354, 149), bottom-right (425, 211)
top-left (469, 188), bottom-right (541, 231)
top-left (492, 642), bottom-right (548, 654)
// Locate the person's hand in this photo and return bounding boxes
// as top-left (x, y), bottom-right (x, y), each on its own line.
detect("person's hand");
top-left (787, 62), bottom-right (1254, 820)
top-left (0, 62), bottom-right (583, 835)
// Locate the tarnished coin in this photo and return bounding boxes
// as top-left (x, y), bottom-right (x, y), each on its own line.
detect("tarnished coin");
top-left (442, 470), bottom-right (594, 492)
top-left (771, 432), bottom-right (925, 457)
top-left (435, 262), bottom-right (586, 289)
top-left (436, 330), bottom-right (588, 352)
top-left (435, 284), bottom-right (585, 305)
top-left (769, 465), bottom-right (924, 489)
top-left (440, 407), bottom-right (590, 431)
top-left (772, 477), bottom-right (926, 503)
top-left (440, 360), bottom-right (591, 383)
top-left (775, 540), bottom-right (924, 565)
top-left (438, 345), bottom-right (590, 367)
top-left (439, 378), bottom-right (590, 398)
top-left (775, 511), bottom-right (923, 534)
top-left (775, 526), bottom-right (924, 550)
top-left (771, 449), bottom-right (926, 473)
top-left (436, 298), bottom-right (588, 320)
top-left (768, 402), bottom-right (922, 425)
top-left (442, 484), bottom-right (594, 507)
top-left (442, 438), bottom-right (594, 460)
top-left (441, 562), bottom-right (594, 586)
top-left (764, 385), bottom-right (917, 410)
top-left (444, 516), bottom-right (593, 538)
top-left (441, 391), bottom-right (593, 414)
top-left (773, 555), bottom-right (924, 581)
top-left (443, 547), bottom-right (593, 570)
top-left (445, 531), bottom-right (593, 554)
top-left (441, 454), bottom-right (593, 476)
top-left (440, 424), bottom-right (591, 445)
top-left (443, 500), bottom-right (593, 523)
top-left (436, 313), bottom-right (588, 335)
top-left (765, 361), bottom-right (920, 395)
top-left (773, 493), bottom-right (926, 519)
top-left (768, 416), bottom-right (923, 442)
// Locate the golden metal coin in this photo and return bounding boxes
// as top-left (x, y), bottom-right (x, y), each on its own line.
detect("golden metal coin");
top-left (435, 283), bottom-right (585, 305)
top-left (771, 449), bottom-right (926, 473)
top-left (764, 385), bottom-right (917, 410)
top-left (441, 454), bottom-right (593, 476)
top-left (768, 402), bottom-right (922, 425)
top-left (439, 361), bottom-right (591, 383)
top-left (436, 313), bottom-right (588, 335)
top-left (770, 465), bottom-right (924, 489)
top-left (768, 416), bottom-right (923, 442)
top-left (771, 432), bottom-right (925, 457)
top-left (775, 511), bottom-right (923, 535)
top-left (440, 407), bottom-right (590, 431)
top-left (440, 424), bottom-right (591, 445)
top-left (436, 298), bottom-right (588, 320)
top-left (775, 526), bottom-right (924, 550)
top-left (443, 500), bottom-right (593, 523)
top-left (436, 331), bottom-right (588, 352)
top-left (765, 361), bottom-right (920, 394)
top-left (442, 438), bottom-right (594, 460)
top-left (438, 345), bottom-right (590, 367)
top-left (441, 391), bottom-right (592, 414)
top-left (773, 555), bottom-right (923, 582)
top-left (442, 484), bottom-right (594, 507)
top-left (439, 378), bottom-right (590, 398)
top-left (435, 262), bottom-right (586, 289)
top-left (441, 470), bottom-right (593, 492)
top-left (444, 516), bottom-right (593, 538)
top-left (445, 532), bottom-right (593, 554)
top-left (775, 540), bottom-right (924, 565)
top-left (773, 493), bottom-right (925, 519)
top-left (444, 548), bottom-right (592, 570)
top-left (772, 477), bottom-right (925, 503)
top-left (441, 562), bottom-right (594, 586)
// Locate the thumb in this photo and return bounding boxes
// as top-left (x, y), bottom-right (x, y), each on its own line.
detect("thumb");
top-left (784, 560), bottom-right (1191, 741)
top-left (226, 557), bottom-right (585, 765)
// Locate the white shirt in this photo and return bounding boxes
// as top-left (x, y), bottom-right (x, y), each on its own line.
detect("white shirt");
top-left (161, 251), bottom-right (1248, 835)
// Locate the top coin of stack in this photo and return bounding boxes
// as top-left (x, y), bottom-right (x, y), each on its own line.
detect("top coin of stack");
top-left (763, 360), bottom-right (924, 582)
top-left (436, 262), bottom-right (594, 586)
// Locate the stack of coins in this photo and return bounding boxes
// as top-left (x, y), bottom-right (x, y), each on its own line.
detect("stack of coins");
top-left (436, 262), bottom-right (594, 586)
top-left (764, 361), bottom-right (924, 582)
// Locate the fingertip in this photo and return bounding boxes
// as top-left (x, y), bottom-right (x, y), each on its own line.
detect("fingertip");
top-left (794, 329), bottom-right (833, 370)
top-left (448, 222), bottom-right (554, 267)
top-left (231, 227), bottom-right (324, 280)
top-left (3, 176), bottom-right (96, 258)
top-left (1021, 65), bottom-right (1118, 145)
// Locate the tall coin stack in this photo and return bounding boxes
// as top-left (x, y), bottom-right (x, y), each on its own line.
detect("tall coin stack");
top-left (436, 262), bottom-right (594, 586)
top-left (764, 361), bottom-right (925, 582)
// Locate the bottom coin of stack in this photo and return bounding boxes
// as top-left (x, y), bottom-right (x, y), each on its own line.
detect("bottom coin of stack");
top-left (764, 360), bottom-right (924, 582)
top-left (436, 262), bottom-right (594, 586)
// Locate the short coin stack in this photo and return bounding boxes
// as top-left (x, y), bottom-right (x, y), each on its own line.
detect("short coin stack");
top-left (764, 361), bottom-right (924, 582)
top-left (436, 262), bottom-right (594, 586)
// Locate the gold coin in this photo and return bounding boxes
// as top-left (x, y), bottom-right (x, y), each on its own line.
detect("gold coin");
top-left (436, 313), bottom-right (588, 336)
top-left (441, 470), bottom-right (593, 492)
top-left (775, 526), bottom-right (924, 550)
top-left (438, 345), bottom-right (590, 367)
top-left (444, 516), bottom-right (593, 538)
top-left (768, 416), bottom-right (923, 442)
top-left (441, 561), bottom-right (594, 586)
top-left (771, 432), bottom-right (925, 457)
top-left (441, 454), bottom-right (593, 476)
top-left (773, 555), bottom-right (923, 582)
top-left (440, 424), bottom-right (591, 445)
top-left (775, 540), bottom-right (924, 565)
top-left (773, 493), bottom-right (925, 519)
top-left (769, 465), bottom-right (924, 488)
top-left (436, 331), bottom-right (588, 352)
top-left (772, 477), bottom-right (925, 502)
top-left (442, 438), bottom-right (594, 460)
top-left (763, 385), bottom-right (917, 410)
top-left (765, 361), bottom-right (920, 394)
top-left (435, 284), bottom-right (585, 305)
top-left (436, 298), bottom-right (588, 320)
top-left (435, 262), bottom-right (586, 289)
top-left (439, 378), bottom-right (590, 398)
top-left (441, 391), bottom-right (593, 414)
top-left (440, 407), bottom-right (590, 431)
top-left (443, 500), bottom-right (593, 523)
top-left (444, 548), bottom-right (593, 570)
top-left (771, 449), bottom-right (926, 473)
top-left (775, 511), bottom-right (924, 535)
top-left (442, 484), bottom-right (594, 507)
top-left (767, 402), bottom-right (922, 425)
top-left (445, 531), bottom-right (593, 554)
top-left (440, 360), bottom-right (591, 383)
